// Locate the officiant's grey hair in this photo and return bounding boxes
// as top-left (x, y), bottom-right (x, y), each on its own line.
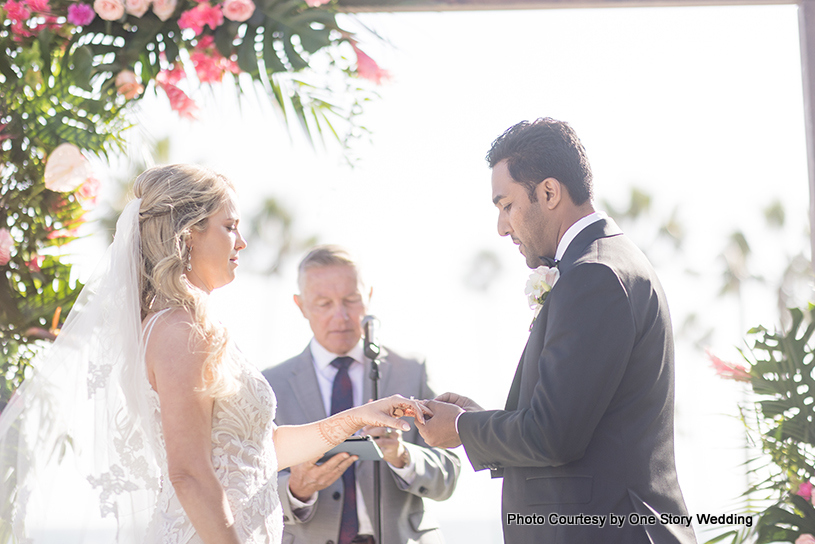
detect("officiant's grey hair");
top-left (297, 245), bottom-right (366, 293)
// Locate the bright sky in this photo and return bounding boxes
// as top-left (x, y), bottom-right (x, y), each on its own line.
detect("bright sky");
top-left (69, 4), bottom-right (811, 542)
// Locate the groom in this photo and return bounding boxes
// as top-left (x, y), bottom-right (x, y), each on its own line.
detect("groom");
top-left (417, 118), bottom-right (697, 544)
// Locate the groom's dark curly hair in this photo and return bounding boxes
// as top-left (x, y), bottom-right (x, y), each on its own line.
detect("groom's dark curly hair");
top-left (486, 117), bottom-right (593, 205)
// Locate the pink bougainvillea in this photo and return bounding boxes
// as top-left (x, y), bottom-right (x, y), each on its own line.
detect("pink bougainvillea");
top-left (351, 43), bottom-right (390, 85)
top-left (156, 80), bottom-right (199, 119)
top-left (67, 3), bottom-right (95, 25)
top-left (0, 229), bottom-right (13, 266)
top-left (178, 2), bottom-right (222, 35)
top-left (707, 350), bottom-right (751, 383)
top-left (189, 35), bottom-right (238, 83)
top-left (24, 0), bottom-right (49, 13)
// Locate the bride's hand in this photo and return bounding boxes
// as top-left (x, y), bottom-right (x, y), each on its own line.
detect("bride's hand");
top-left (318, 395), bottom-right (433, 447)
top-left (361, 394), bottom-right (433, 430)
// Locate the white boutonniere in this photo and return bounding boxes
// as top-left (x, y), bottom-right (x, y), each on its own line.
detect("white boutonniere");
top-left (524, 265), bottom-right (560, 330)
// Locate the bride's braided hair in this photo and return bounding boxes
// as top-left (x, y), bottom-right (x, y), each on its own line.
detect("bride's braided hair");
top-left (135, 164), bottom-right (239, 398)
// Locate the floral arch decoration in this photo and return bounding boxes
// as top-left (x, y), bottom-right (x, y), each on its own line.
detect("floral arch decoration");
top-left (0, 0), bottom-right (388, 404)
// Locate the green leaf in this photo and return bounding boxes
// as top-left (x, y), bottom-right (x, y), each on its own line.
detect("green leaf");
top-left (215, 23), bottom-right (239, 59)
top-left (282, 29), bottom-right (308, 71)
top-left (70, 46), bottom-right (94, 92)
top-left (237, 25), bottom-right (259, 74)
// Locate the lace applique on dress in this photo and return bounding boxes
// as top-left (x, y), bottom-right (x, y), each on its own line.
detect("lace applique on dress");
top-left (141, 312), bottom-right (283, 544)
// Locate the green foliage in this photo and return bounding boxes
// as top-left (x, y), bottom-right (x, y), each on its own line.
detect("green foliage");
top-left (707, 305), bottom-right (815, 544)
top-left (0, 0), bottom-right (381, 405)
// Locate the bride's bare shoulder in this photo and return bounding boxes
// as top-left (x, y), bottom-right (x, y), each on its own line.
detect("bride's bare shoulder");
top-left (143, 308), bottom-right (204, 356)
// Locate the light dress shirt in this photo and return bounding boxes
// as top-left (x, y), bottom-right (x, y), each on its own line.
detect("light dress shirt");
top-left (454, 210), bottom-right (608, 435)
top-left (287, 337), bottom-right (418, 534)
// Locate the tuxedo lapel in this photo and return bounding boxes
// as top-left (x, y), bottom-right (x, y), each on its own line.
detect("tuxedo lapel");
top-left (503, 218), bottom-right (623, 417)
top-left (288, 348), bottom-right (329, 421)
top-left (557, 217), bottom-right (623, 275)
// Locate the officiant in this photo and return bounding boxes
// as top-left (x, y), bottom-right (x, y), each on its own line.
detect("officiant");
top-left (263, 245), bottom-right (461, 544)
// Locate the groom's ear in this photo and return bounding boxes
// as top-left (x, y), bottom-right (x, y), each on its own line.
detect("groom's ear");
top-left (536, 178), bottom-right (562, 210)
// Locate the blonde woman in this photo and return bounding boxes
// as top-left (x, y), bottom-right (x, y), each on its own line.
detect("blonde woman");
top-left (0, 164), bottom-right (427, 544)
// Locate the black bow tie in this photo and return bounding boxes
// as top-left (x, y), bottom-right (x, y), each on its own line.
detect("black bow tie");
top-left (540, 256), bottom-right (559, 268)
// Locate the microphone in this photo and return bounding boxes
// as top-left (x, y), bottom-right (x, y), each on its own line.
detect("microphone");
top-left (363, 315), bottom-right (381, 361)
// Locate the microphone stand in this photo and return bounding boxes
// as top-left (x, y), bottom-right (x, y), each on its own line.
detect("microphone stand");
top-left (364, 326), bottom-right (382, 544)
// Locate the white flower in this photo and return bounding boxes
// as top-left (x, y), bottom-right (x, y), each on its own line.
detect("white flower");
top-left (524, 265), bottom-right (560, 309)
top-left (525, 265), bottom-right (559, 329)
top-left (44, 143), bottom-right (91, 193)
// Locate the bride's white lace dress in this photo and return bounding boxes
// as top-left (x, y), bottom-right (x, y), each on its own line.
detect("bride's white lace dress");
top-left (142, 312), bottom-right (283, 543)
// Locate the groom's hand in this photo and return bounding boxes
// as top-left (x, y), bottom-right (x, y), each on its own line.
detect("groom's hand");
top-left (435, 392), bottom-right (484, 412)
top-left (288, 453), bottom-right (357, 502)
top-left (416, 399), bottom-right (465, 449)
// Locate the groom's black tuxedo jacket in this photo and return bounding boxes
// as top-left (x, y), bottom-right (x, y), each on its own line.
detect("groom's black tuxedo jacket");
top-left (458, 218), bottom-right (697, 544)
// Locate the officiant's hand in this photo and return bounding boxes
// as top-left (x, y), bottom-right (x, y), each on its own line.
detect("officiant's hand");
top-left (415, 398), bottom-right (465, 449)
top-left (363, 425), bottom-right (409, 468)
top-left (288, 453), bottom-right (357, 502)
top-left (435, 392), bottom-right (484, 412)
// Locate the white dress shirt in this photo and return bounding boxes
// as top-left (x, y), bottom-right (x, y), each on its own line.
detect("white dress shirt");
top-left (554, 211), bottom-right (607, 262)
top-left (287, 337), bottom-right (417, 534)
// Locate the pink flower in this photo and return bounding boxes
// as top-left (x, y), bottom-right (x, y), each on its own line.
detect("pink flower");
top-left (351, 43), bottom-right (390, 85)
top-left (0, 229), bottom-right (13, 266)
top-left (305, 0), bottom-right (329, 5)
top-left (25, 254), bottom-right (44, 272)
top-left (3, 0), bottom-right (31, 22)
top-left (190, 51), bottom-right (223, 83)
top-left (125, 0), bottom-right (151, 17)
top-left (796, 535), bottom-right (815, 544)
top-left (0, 124), bottom-right (9, 143)
top-left (797, 481), bottom-right (814, 501)
top-left (221, 0), bottom-right (253, 21)
top-left (150, 0), bottom-right (175, 19)
top-left (157, 81), bottom-right (199, 119)
top-left (24, 0), bottom-right (48, 12)
top-left (707, 350), bottom-right (751, 383)
top-left (190, 36), bottom-right (239, 83)
top-left (67, 3), bottom-right (95, 24)
top-left (156, 65), bottom-right (186, 85)
top-left (93, 0), bottom-right (124, 20)
top-left (115, 69), bottom-right (144, 99)
top-left (178, 2), bottom-right (222, 35)
top-left (77, 175), bottom-right (101, 205)
top-left (44, 143), bottom-right (91, 193)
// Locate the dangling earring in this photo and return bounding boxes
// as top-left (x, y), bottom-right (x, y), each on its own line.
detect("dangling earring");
top-left (185, 247), bottom-right (192, 272)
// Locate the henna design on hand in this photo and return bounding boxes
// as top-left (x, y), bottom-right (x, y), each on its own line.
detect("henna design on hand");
top-left (318, 413), bottom-right (366, 447)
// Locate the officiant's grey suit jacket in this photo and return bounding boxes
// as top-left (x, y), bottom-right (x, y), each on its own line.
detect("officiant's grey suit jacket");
top-left (263, 345), bottom-right (461, 544)
top-left (458, 218), bottom-right (697, 544)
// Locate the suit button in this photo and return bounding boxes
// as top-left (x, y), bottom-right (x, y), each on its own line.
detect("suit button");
top-left (333, 491), bottom-right (341, 500)
top-left (327, 541), bottom-right (334, 544)
top-left (418, 486), bottom-right (427, 494)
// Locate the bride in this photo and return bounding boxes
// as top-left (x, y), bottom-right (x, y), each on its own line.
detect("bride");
top-left (0, 164), bottom-right (428, 543)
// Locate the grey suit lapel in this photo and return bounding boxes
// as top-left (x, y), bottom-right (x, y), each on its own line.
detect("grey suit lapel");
top-left (289, 347), bottom-right (328, 421)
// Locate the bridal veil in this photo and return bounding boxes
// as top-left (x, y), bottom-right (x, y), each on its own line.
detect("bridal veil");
top-left (0, 198), bottom-right (160, 542)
